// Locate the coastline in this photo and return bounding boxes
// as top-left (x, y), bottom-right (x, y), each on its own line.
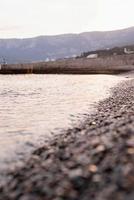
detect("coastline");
top-left (0, 76), bottom-right (134, 199)
top-left (0, 74), bottom-right (123, 172)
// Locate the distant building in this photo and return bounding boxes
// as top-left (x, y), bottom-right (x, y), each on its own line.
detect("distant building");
top-left (87, 54), bottom-right (98, 59)
top-left (124, 48), bottom-right (134, 54)
top-left (45, 58), bottom-right (50, 62)
top-left (71, 54), bottom-right (77, 58)
top-left (51, 58), bottom-right (56, 62)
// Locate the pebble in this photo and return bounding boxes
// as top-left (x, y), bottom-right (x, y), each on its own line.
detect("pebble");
top-left (127, 148), bottom-right (134, 154)
top-left (88, 165), bottom-right (98, 173)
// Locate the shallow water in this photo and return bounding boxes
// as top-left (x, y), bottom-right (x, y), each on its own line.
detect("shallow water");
top-left (0, 74), bottom-right (123, 169)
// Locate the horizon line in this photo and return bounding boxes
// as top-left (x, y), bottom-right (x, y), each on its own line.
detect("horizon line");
top-left (0, 26), bottom-right (134, 40)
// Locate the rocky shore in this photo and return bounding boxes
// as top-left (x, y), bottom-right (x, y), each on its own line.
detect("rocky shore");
top-left (0, 78), bottom-right (134, 200)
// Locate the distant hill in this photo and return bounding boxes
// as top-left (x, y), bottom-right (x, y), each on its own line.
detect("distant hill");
top-left (0, 27), bottom-right (134, 64)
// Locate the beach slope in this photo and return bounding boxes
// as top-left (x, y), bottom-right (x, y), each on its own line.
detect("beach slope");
top-left (0, 78), bottom-right (134, 200)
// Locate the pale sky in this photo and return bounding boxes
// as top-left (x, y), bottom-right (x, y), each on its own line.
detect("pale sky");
top-left (0, 0), bottom-right (134, 38)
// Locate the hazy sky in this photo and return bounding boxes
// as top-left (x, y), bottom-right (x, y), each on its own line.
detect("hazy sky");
top-left (0, 0), bottom-right (134, 38)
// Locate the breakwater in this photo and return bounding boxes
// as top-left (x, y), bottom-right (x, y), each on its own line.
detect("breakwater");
top-left (1, 54), bottom-right (134, 74)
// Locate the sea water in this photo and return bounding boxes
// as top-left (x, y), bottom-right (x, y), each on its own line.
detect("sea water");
top-left (0, 74), bottom-right (123, 169)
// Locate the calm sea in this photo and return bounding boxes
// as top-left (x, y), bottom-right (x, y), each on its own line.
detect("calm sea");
top-left (0, 74), bottom-right (123, 169)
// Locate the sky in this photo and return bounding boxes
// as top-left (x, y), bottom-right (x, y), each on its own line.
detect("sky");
top-left (0, 0), bottom-right (134, 38)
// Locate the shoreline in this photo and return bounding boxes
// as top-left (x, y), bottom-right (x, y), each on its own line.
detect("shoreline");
top-left (0, 76), bottom-right (133, 199)
top-left (0, 74), bottom-right (124, 173)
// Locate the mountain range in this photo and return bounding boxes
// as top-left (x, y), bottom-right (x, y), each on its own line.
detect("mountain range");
top-left (0, 26), bottom-right (134, 64)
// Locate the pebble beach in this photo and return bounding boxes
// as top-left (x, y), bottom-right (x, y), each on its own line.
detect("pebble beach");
top-left (0, 75), bottom-right (134, 200)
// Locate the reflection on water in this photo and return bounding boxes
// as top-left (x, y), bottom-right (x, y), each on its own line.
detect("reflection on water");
top-left (0, 74), bottom-right (123, 168)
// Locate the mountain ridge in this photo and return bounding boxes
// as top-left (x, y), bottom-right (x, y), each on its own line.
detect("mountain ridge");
top-left (0, 26), bottom-right (134, 64)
